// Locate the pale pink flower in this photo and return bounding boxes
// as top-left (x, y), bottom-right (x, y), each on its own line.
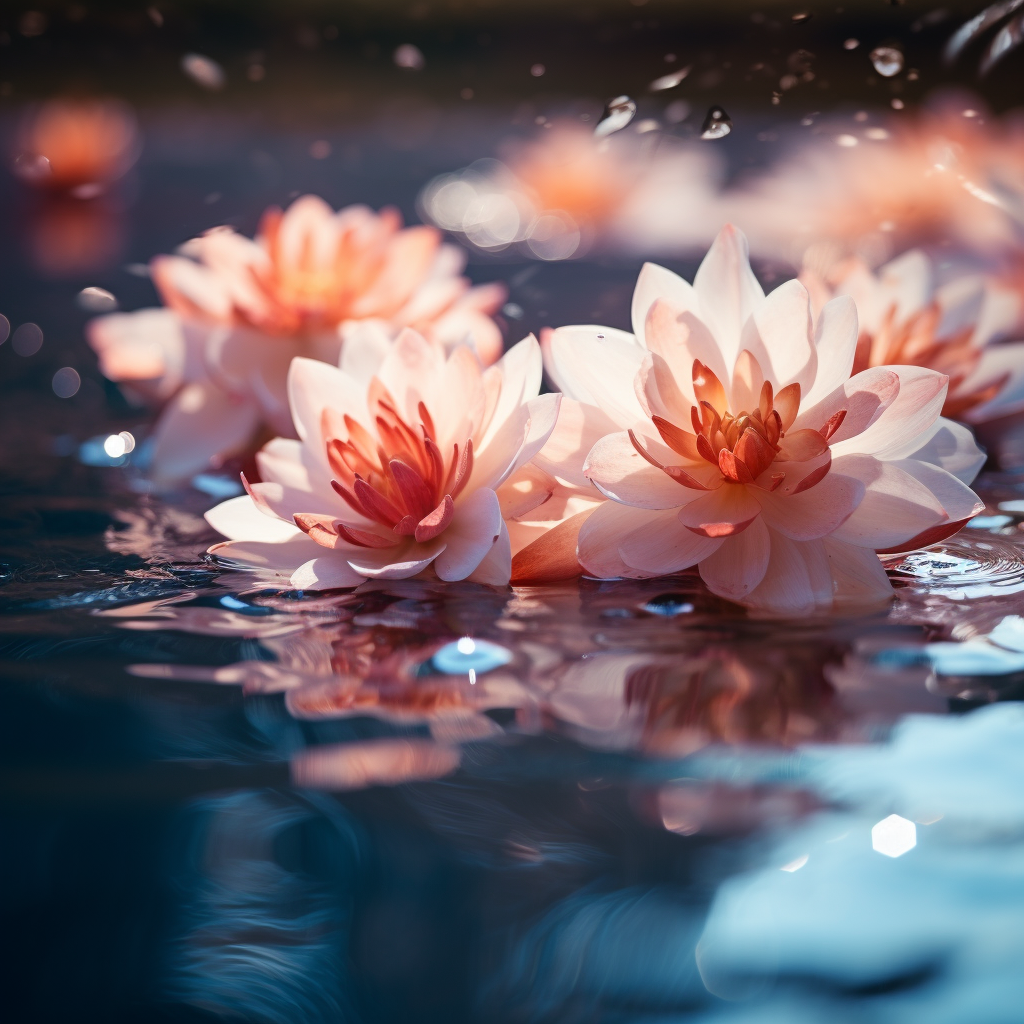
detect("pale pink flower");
top-left (732, 104), bottom-right (1024, 268)
top-left (801, 249), bottom-right (1024, 422)
top-left (203, 330), bottom-right (559, 589)
top-left (539, 225), bottom-right (986, 614)
top-left (88, 196), bottom-right (505, 483)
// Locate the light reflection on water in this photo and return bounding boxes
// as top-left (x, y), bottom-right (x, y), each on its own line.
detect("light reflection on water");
top-left (0, 484), bottom-right (999, 1020)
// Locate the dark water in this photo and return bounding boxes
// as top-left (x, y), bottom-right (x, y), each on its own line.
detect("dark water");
top-left (4, 4), bottom-right (1024, 1022)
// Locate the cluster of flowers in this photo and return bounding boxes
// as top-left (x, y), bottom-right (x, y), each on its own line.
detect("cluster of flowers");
top-left (88, 190), bottom-right (1022, 615)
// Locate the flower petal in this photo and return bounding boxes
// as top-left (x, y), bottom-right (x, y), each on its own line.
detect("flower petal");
top-left (346, 539), bottom-right (446, 579)
top-left (618, 507), bottom-right (723, 574)
top-left (209, 535), bottom-right (322, 571)
top-left (698, 516), bottom-right (770, 600)
top-left (531, 398), bottom-right (622, 488)
top-left (791, 366), bottom-right (900, 442)
top-left (291, 556), bottom-right (367, 590)
top-left (577, 501), bottom-right (664, 579)
top-left (741, 278), bottom-right (816, 394)
top-left (692, 224), bottom-right (764, 372)
top-left (802, 295), bottom-right (858, 407)
top-left (287, 356), bottom-right (370, 445)
top-left (644, 299), bottom-right (730, 406)
top-left (510, 508), bottom-right (595, 582)
top-left (434, 487), bottom-right (504, 582)
top-left (756, 471), bottom-right (863, 541)
top-left (205, 494), bottom-right (303, 542)
top-left (584, 431), bottom-right (702, 510)
top-left (677, 484), bottom-right (762, 538)
top-left (631, 261), bottom-right (701, 345)
top-left (897, 418), bottom-right (985, 485)
top-left (741, 529), bottom-right (834, 614)
top-left (466, 518), bottom-right (513, 585)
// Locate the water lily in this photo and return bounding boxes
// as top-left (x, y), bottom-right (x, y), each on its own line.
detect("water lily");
top-left (539, 225), bottom-right (986, 613)
top-left (204, 330), bottom-right (559, 588)
top-left (802, 249), bottom-right (1024, 422)
top-left (88, 196), bottom-right (505, 483)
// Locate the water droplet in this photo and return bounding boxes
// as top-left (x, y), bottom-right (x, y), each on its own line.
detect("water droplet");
top-left (502, 302), bottom-right (524, 319)
top-left (700, 106), bottom-right (732, 139)
top-left (181, 53), bottom-right (226, 90)
top-left (77, 286), bottom-right (117, 312)
top-left (432, 638), bottom-right (513, 675)
top-left (844, 38), bottom-right (860, 49)
top-left (530, 63), bottom-right (546, 77)
top-left (11, 322), bottom-right (43, 357)
top-left (649, 66), bottom-right (691, 91)
top-left (870, 45), bottom-right (904, 77)
top-left (51, 367), bottom-right (81, 398)
top-left (393, 44), bottom-right (425, 70)
top-left (642, 594), bottom-right (694, 616)
top-left (594, 95), bottom-right (636, 137)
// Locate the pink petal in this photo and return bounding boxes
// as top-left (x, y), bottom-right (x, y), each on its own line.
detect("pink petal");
top-left (698, 516), bottom-right (770, 599)
top-left (577, 501), bottom-right (664, 579)
top-left (205, 494), bottom-right (303, 542)
top-left (375, 327), bottom-right (446, 419)
top-left (497, 464), bottom-right (555, 520)
top-left (895, 459), bottom-right (984, 524)
top-left (150, 381), bottom-right (260, 484)
top-left (643, 299), bottom-right (729, 406)
top-left (802, 295), bottom-right (858, 407)
top-left (510, 508), bottom-right (595, 582)
top-left (291, 555), bottom-right (367, 590)
top-left (821, 538), bottom-right (894, 610)
top-left (831, 366), bottom-right (948, 459)
top-left (619, 507), bottom-right (723, 574)
top-left (151, 254), bottom-right (234, 322)
top-left (631, 261), bottom-right (701, 344)
top-left (740, 278), bottom-right (815, 394)
top-left (636, 350), bottom-right (693, 423)
top-left (434, 487), bottom-right (504, 582)
top-left (961, 341), bottom-right (1024, 422)
top-left (466, 518), bottom-right (513, 585)
top-left (338, 319), bottom-right (393, 386)
top-left (791, 366), bottom-right (900, 442)
top-left (255, 437), bottom-right (310, 492)
top-left (584, 431), bottom-right (700, 509)
top-left (86, 308), bottom-right (182, 384)
top-left (691, 224), bottom-right (765, 372)
top-left (531, 398), bottom-right (622, 489)
top-left (828, 454), bottom-right (946, 549)
top-left (478, 334), bottom-right (543, 445)
top-left (756, 472), bottom-right (864, 541)
top-left (677, 484), bottom-right (762, 538)
top-left (741, 529), bottom-right (834, 614)
top-left (346, 538), bottom-right (447, 579)
top-left (899, 419), bottom-right (984, 485)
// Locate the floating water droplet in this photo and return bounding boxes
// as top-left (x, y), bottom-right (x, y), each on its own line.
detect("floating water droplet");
top-left (649, 66), bottom-right (691, 91)
top-left (642, 594), bottom-right (694, 616)
top-left (51, 367), bottom-right (81, 398)
top-left (393, 44), bottom-right (425, 70)
top-left (182, 53), bottom-right (226, 90)
top-left (594, 95), bottom-right (636, 137)
top-left (700, 106), bottom-right (732, 139)
top-left (432, 637), bottom-right (513, 675)
top-left (870, 45), bottom-right (904, 76)
top-left (77, 286), bottom-right (117, 312)
top-left (502, 302), bottom-right (524, 320)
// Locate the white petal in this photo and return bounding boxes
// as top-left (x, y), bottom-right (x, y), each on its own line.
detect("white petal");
top-left (291, 556), bottom-right (366, 590)
top-left (577, 501), bottom-right (662, 579)
top-left (542, 325), bottom-right (646, 424)
top-left (631, 261), bottom-right (701, 345)
top-left (802, 295), bottom-right (859, 407)
top-left (961, 342), bottom-right (1024, 422)
top-left (287, 356), bottom-right (370, 444)
top-left (756, 472), bottom-right (864, 541)
top-left (698, 516), bottom-right (770, 599)
top-left (895, 458), bottom-right (984, 523)
top-left (741, 530), bottom-right (833, 614)
top-left (465, 518), bottom-right (512, 585)
top-left (150, 381), bottom-right (260, 484)
top-left (822, 538), bottom-right (894, 610)
top-left (205, 494), bottom-right (303, 542)
top-left (893, 417), bottom-right (985, 484)
top-left (531, 398), bottom-right (622, 488)
top-left (791, 366), bottom-right (899, 440)
top-left (878, 249), bottom-right (932, 322)
top-left (346, 539), bottom-right (447, 580)
top-left (434, 488), bottom-right (503, 581)
top-left (338, 318), bottom-right (394, 385)
top-left (741, 278), bottom-right (816, 394)
top-left (255, 437), bottom-right (311, 491)
top-left (692, 225), bottom-right (764, 372)
top-left (209, 535), bottom-right (322, 570)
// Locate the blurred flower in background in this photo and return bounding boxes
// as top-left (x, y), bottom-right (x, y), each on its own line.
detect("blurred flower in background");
top-left (13, 97), bottom-right (141, 195)
top-left (87, 196), bottom-right (506, 485)
top-left (802, 248), bottom-right (1024, 425)
top-left (731, 100), bottom-right (1024, 271)
top-left (419, 123), bottom-right (721, 260)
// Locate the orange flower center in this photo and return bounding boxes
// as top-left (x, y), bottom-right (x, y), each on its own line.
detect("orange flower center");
top-left (316, 382), bottom-right (472, 547)
top-left (631, 360), bottom-right (846, 492)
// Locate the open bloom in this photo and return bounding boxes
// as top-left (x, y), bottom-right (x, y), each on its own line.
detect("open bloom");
top-left (204, 330), bottom-right (559, 589)
top-left (540, 225), bottom-right (986, 613)
top-left (88, 196), bottom-right (505, 483)
top-left (801, 249), bottom-right (1024, 423)
top-left (732, 103), bottom-right (1024, 268)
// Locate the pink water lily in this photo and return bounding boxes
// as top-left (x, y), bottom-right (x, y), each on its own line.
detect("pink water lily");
top-left (539, 225), bottom-right (986, 613)
top-left (801, 249), bottom-right (1024, 423)
top-left (88, 196), bottom-right (504, 483)
top-left (204, 330), bottom-right (559, 589)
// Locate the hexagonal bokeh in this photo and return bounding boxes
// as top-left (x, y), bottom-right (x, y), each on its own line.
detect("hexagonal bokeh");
top-left (871, 814), bottom-right (918, 858)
